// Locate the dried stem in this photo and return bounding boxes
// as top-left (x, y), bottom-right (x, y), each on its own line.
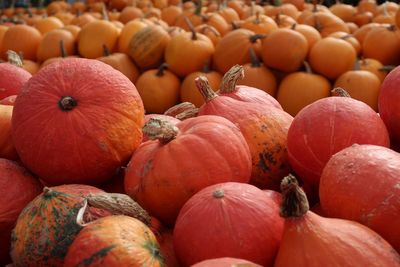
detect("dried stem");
top-left (219, 64), bottom-right (244, 93)
top-left (331, 87), bottom-right (351, 97)
top-left (143, 118), bottom-right (179, 144)
top-left (6, 50), bottom-right (23, 67)
top-left (195, 76), bottom-right (218, 102)
top-left (279, 174), bottom-right (309, 218)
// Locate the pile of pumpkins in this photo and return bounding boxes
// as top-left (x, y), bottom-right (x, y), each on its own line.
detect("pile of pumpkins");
top-left (1, 0), bottom-right (400, 266)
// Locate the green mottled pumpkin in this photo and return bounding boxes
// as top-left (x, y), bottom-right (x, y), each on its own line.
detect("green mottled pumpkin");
top-left (10, 184), bottom-right (109, 267)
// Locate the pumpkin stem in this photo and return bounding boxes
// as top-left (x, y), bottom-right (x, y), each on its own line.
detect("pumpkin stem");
top-left (279, 174), bottom-right (309, 218)
top-left (6, 50), bottom-right (23, 67)
top-left (303, 61), bottom-right (313, 74)
top-left (195, 0), bottom-right (202, 16)
top-left (254, 11), bottom-right (260, 24)
top-left (213, 188), bottom-right (225, 198)
top-left (249, 33), bottom-right (267, 43)
top-left (143, 118), bottom-right (179, 144)
top-left (219, 64), bottom-right (244, 93)
top-left (231, 21), bottom-right (240, 30)
top-left (195, 76), bottom-right (218, 102)
top-left (291, 23), bottom-right (297, 30)
top-left (184, 16), bottom-right (197, 40)
top-left (387, 24), bottom-right (396, 32)
top-left (60, 40), bottom-right (68, 58)
top-left (86, 193), bottom-right (152, 225)
top-left (331, 87), bottom-right (351, 97)
top-left (249, 47), bottom-right (261, 67)
top-left (164, 102), bottom-right (199, 120)
top-left (156, 63), bottom-right (168, 77)
top-left (353, 59), bottom-right (361, 71)
top-left (101, 2), bottom-right (109, 20)
top-left (102, 44), bottom-right (111, 57)
top-left (379, 65), bottom-right (396, 73)
top-left (59, 96), bottom-right (78, 111)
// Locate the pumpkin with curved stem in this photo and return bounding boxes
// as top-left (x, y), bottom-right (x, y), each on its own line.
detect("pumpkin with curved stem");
top-left (261, 28), bottom-right (308, 73)
top-left (218, 65), bottom-right (282, 109)
top-left (165, 18), bottom-right (214, 77)
top-left (240, 13), bottom-right (278, 35)
top-left (320, 144), bottom-right (400, 252)
top-left (12, 58), bottom-right (144, 185)
top-left (379, 65), bottom-right (400, 144)
top-left (197, 76), bottom-right (292, 190)
top-left (274, 174), bottom-right (400, 267)
top-left (287, 88), bottom-right (390, 194)
top-left (128, 25), bottom-right (170, 70)
top-left (277, 61), bottom-right (331, 116)
top-left (212, 29), bottom-right (264, 74)
top-left (36, 29), bottom-right (75, 62)
top-left (64, 215), bottom-right (164, 267)
top-left (309, 37), bottom-right (357, 80)
top-left (135, 63), bottom-right (180, 114)
top-left (124, 116), bottom-right (252, 226)
top-left (0, 159), bottom-right (42, 266)
top-left (173, 182), bottom-right (284, 266)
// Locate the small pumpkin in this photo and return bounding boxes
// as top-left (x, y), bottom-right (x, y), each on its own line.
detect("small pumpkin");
top-left (275, 174), bottom-right (400, 267)
top-left (291, 23), bottom-right (322, 55)
top-left (36, 29), bottom-right (75, 62)
top-left (0, 54), bottom-right (32, 99)
top-left (124, 116), bottom-right (252, 226)
top-left (33, 16), bottom-right (64, 35)
top-left (118, 19), bottom-right (148, 54)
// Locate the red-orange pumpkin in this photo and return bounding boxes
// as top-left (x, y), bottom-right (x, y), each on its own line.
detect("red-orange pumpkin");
top-left (287, 90), bottom-right (390, 193)
top-left (320, 144), bottom-right (400, 252)
top-left (0, 159), bottom-right (42, 266)
top-left (192, 257), bottom-right (262, 267)
top-left (10, 184), bottom-right (109, 267)
top-left (275, 174), bottom-right (400, 267)
top-left (64, 215), bottom-right (164, 267)
top-left (11, 58), bottom-right (144, 185)
top-left (124, 116), bottom-right (252, 226)
top-left (0, 62), bottom-right (31, 99)
top-left (173, 182), bottom-right (284, 266)
top-left (0, 104), bottom-right (18, 160)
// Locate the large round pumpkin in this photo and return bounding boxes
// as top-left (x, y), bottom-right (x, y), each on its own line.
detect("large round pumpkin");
top-left (12, 58), bottom-right (144, 185)
top-left (0, 61), bottom-right (32, 100)
top-left (64, 215), bottom-right (164, 267)
top-left (124, 115), bottom-right (252, 226)
top-left (173, 182), bottom-right (284, 266)
top-left (287, 91), bottom-right (390, 193)
top-left (0, 159), bottom-right (42, 266)
top-left (10, 184), bottom-right (109, 267)
top-left (320, 144), bottom-right (400, 252)
top-left (379, 65), bottom-right (400, 144)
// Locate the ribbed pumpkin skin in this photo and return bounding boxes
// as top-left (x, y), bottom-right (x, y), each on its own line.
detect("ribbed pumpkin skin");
top-left (64, 215), bottom-right (164, 267)
top-left (199, 95), bottom-right (293, 190)
top-left (11, 58), bottom-right (144, 185)
top-left (192, 257), bottom-right (262, 267)
top-left (173, 182), bottom-right (284, 266)
top-left (287, 97), bottom-right (390, 191)
top-left (275, 212), bottom-right (400, 267)
top-left (320, 144), bottom-right (400, 252)
top-left (0, 63), bottom-right (32, 100)
top-left (125, 115), bottom-right (252, 226)
top-left (0, 159), bottom-right (42, 266)
top-left (10, 184), bottom-right (108, 267)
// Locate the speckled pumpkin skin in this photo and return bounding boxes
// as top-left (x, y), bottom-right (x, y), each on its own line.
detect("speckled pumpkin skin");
top-left (10, 184), bottom-right (109, 267)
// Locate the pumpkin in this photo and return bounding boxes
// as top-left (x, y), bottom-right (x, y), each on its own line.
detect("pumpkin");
top-left (0, 159), bottom-right (42, 266)
top-left (180, 64), bottom-right (222, 108)
top-left (161, 5), bottom-right (182, 26)
top-left (128, 25), bottom-right (170, 70)
top-left (117, 19), bottom-right (148, 54)
top-left (328, 31), bottom-right (361, 55)
top-left (165, 19), bottom-right (215, 77)
top-left (77, 20), bottom-right (119, 59)
top-left (309, 37), bottom-right (357, 80)
top-left (275, 174), bottom-right (400, 267)
top-left (173, 2), bottom-right (204, 30)
top-left (334, 68), bottom-right (381, 111)
top-left (12, 58), bottom-right (144, 185)
top-left (194, 25), bottom-right (221, 47)
top-left (197, 76), bottom-right (292, 190)
top-left (202, 12), bottom-right (230, 36)
top-left (302, 11), bottom-right (350, 37)
top-left (358, 57), bottom-right (387, 82)
top-left (353, 11), bottom-right (374, 28)
top-left (118, 7), bottom-right (144, 24)
top-left (36, 29), bottom-right (75, 62)
top-left (216, 5), bottom-right (240, 24)
top-left (192, 257), bottom-right (261, 267)
top-left (329, 2), bottom-right (356, 22)
top-left (70, 13), bottom-right (97, 28)
top-left (0, 25), bottom-right (42, 61)
top-left (291, 23), bottom-right (322, 55)
top-left (352, 22), bottom-right (380, 45)
top-left (97, 47), bottom-right (140, 83)
top-left (0, 25), bottom-right (9, 51)
top-left (62, 24), bottom-right (81, 39)
top-left (21, 59), bottom-right (40, 75)
top-left (261, 28), bottom-right (308, 73)
top-left (0, 59), bottom-right (31, 99)
top-left (287, 88), bottom-right (390, 194)
top-left (273, 13), bottom-right (297, 28)
top-left (124, 115), bottom-right (252, 226)
top-left (173, 182), bottom-right (284, 266)
top-left (264, 3), bottom-right (299, 20)
top-left (33, 16), bottom-right (64, 35)
top-left (212, 29), bottom-right (264, 74)
top-left (10, 184), bottom-right (108, 267)
top-left (240, 13), bottom-right (278, 35)
top-left (362, 24), bottom-right (400, 66)
top-left (277, 62), bottom-right (331, 117)
top-left (64, 215), bottom-right (163, 267)
top-left (320, 144), bottom-right (400, 252)
top-left (0, 104), bottom-right (18, 160)
top-left (378, 65), bottom-right (400, 144)
top-left (135, 63), bottom-right (180, 114)
top-left (358, 0), bottom-right (379, 15)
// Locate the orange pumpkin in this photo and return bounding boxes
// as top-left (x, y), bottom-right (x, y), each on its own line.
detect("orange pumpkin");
top-left (291, 23), bottom-right (321, 55)
top-left (36, 29), bottom-right (75, 62)
top-left (328, 31), bottom-right (361, 55)
top-left (358, 57), bottom-right (387, 82)
top-left (240, 13), bottom-right (278, 35)
top-left (135, 64), bottom-right (181, 114)
top-left (302, 11), bottom-right (350, 37)
top-left (329, 2), bottom-right (356, 22)
top-left (70, 13), bottom-right (97, 27)
top-left (161, 5), bottom-right (182, 25)
top-left (118, 19), bottom-right (147, 54)
top-left (33, 16), bottom-right (64, 35)
top-left (77, 20), bottom-right (119, 59)
top-left (118, 6), bottom-right (144, 24)
top-left (195, 25), bottom-right (222, 47)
